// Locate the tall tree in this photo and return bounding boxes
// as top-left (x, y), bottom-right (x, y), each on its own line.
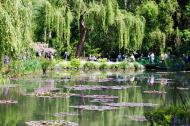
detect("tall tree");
top-left (74, 0), bottom-right (145, 57)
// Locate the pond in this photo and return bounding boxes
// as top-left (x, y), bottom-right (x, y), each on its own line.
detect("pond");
top-left (0, 70), bottom-right (190, 126)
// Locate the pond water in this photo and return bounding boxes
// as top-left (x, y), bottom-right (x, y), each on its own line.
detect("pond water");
top-left (0, 70), bottom-right (190, 126)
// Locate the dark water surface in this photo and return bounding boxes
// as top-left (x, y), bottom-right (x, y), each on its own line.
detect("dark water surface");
top-left (0, 70), bottom-right (190, 126)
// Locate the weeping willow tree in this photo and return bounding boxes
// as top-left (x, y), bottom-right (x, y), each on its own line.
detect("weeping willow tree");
top-left (0, 0), bottom-right (33, 64)
top-left (33, 0), bottom-right (73, 52)
top-left (74, 0), bottom-right (145, 57)
top-left (0, 0), bottom-right (145, 61)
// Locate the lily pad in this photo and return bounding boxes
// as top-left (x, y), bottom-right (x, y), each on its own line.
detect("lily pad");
top-left (127, 115), bottom-right (147, 122)
top-left (36, 92), bottom-right (77, 98)
top-left (0, 84), bottom-right (18, 88)
top-left (0, 100), bottom-right (18, 104)
top-left (104, 102), bottom-right (158, 107)
top-left (70, 105), bottom-right (117, 111)
top-left (90, 99), bottom-right (114, 103)
top-left (27, 92), bottom-right (77, 98)
top-left (80, 95), bottom-right (118, 99)
top-left (79, 78), bottom-right (113, 83)
top-left (54, 112), bottom-right (78, 117)
top-left (25, 120), bottom-right (78, 126)
top-left (143, 90), bottom-right (167, 94)
top-left (177, 87), bottom-right (189, 90)
top-left (65, 85), bottom-right (140, 91)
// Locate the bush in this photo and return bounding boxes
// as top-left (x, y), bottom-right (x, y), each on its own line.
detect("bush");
top-left (99, 63), bottom-right (108, 70)
top-left (59, 61), bottom-right (71, 69)
top-left (9, 60), bottom-right (25, 77)
top-left (7, 59), bottom-right (41, 77)
top-left (145, 106), bottom-right (190, 125)
top-left (98, 58), bottom-right (107, 63)
top-left (165, 59), bottom-right (174, 69)
top-left (110, 63), bottom-right (120, 70)
top-left (70, 58), bottom-right (81, 69)
top-left (133, 62), bottom-right (144, 70)
top-left (39, 58), bottom-right (52, 74)
top-left (83, 62), bottom-right (98, 70)
top-left (0, 73), bottom-right (10, 84)
top-left (184, 63), bottom-right (190, 70)
top-left (119, 61), bottom-right (129, 69)
top-left (23, 59), bottom-right (41, 72)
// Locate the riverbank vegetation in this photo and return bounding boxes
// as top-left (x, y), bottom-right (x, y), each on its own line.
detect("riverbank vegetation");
top-left (0, 0), bottom-right (189, 76)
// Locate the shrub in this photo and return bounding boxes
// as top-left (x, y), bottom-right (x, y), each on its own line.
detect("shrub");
top-left (0, 74), bottom-right (10, 84)
top-left (99, 63), bottom-right (108, 70)
top-left (145, 106), bottom-right (190, 125)
top-left (39, 58), bottom-right (52, 74)
top-left (9, 60), bottom-right (25, 77)
top-left (59, 61), bottom-right (71, 69)
top-left (119, 61), bottom-right (129, 69)
top-left (23, 59), bottom-right (41, 72)
top-left (70, 58), bottom-right (81, 69)
top-left (184, 63), bottom-right (190, 70)
top-left (98, 58), bottom-right (107, 63)
top-left (133, 62), bottom-right (144, 70)
top-left (110, 63), bottom-right (120, 70)
top-left (83, 62), bottom-right (97, 70)
top-left (164, 59), bottom-right (174, 69)
top-left (7, 59), bottom-right (41, 77)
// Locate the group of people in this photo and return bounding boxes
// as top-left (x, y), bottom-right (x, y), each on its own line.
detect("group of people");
top-left (117, 53), bottom-right (135, 62)
top-left (88, 55), bottom-right (97, 61)
top-left (160, 53), bottom-right (169, 63)
top-left (182, 54), bottom-right (190, 63)
top-left (36, 50), bottom-right (54, 60)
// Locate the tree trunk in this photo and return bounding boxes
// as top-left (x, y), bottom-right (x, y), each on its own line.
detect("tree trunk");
top-left (76, 14), bottom-right (87, 58)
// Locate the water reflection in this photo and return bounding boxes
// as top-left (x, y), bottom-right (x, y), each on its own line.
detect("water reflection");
top-left (0, 71), bottom-right (189, 126)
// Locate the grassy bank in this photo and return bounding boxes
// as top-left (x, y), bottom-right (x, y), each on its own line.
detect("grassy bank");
top-left (0, 58), bottom-right (144, 79)
top-left (55, 59), bottom-right (145, 71)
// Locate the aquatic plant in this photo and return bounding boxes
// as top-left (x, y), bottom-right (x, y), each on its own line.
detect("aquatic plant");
top-left (26, 120), bottom-right (78, 126)
top-left (70, 105), bottom-right (117, 111)
top-left (145, 106), bottom-right (190, 125)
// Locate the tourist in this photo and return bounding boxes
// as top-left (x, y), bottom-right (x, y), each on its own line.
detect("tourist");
top-left (160, 53), bottom-right (165, 63)
top-left (148, 52), bottom-right (151, 63)
top-left (164, 52), bottom-right (169, 60)
top-left (4, 54), bottom-right (9, 65)
top-left (64, 51), bottom-right (68, 61)
top-left (150, 52), bottom-right (155, 64)
top-left (148, 74), bottom-right (155, 86)
top-left (130, 54), bottom-right (135, 62)
top-left (93, 56), bottom-right (97, 61)
top-left (50, 53), bottom-right (54, 60)
top-left (88, 55), bottom-right (92, 61)
top-left (117, 53), bottom-right (122, 61)
top-left (122, 54), bottom-right (127, 60)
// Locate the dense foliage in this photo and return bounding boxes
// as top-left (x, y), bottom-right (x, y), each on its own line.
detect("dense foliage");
top-left (0, 0), bottom-right (189, 62)
top-left (145, 106), bottom-right (190, 125)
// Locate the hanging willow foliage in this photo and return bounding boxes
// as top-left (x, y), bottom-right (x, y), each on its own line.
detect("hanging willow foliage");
top-left (0, 0), bottom-right (33, 62)
top-left (0, 0), bottom-right (145, 61)
top-left (34, 0), bottom-right (73, 52)
top-left (75, 0), bottom-right (145, 51)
